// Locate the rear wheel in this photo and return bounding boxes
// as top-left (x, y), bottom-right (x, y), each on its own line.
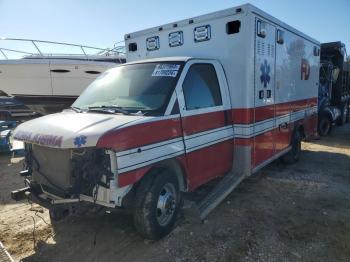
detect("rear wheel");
top-left (282, 130), bottom-right (302, 164)
top-left (133, 170), bottom-right (181, 240)
top-left (318, 114), bottom-right (332, 136)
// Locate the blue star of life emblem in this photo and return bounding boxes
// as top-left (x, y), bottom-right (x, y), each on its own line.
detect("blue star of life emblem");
top-left (260, 59), bottom-right (271, 87)
top-left (74, 135), bottom-right (87, 147)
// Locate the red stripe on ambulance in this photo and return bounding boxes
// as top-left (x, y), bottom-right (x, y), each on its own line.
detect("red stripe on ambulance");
top-left (97, 117), bottom-right (183, 151)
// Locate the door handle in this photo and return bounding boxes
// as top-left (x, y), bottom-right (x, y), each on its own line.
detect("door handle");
top-left (279, 122), bottom-right (288, 131)
top-left (224, 110), bottom-right (230, 126)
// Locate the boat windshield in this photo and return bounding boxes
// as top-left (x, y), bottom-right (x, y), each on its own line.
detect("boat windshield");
top-left (73, 62), bottom-right (183, 115)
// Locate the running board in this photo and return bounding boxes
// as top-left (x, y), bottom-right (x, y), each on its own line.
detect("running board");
top-left (198, 173), bottom-right (245, 219)
top-left (183, 173), bottom-right (245, 221)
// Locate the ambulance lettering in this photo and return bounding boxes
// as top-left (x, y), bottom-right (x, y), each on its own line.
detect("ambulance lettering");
top-left (31, 134), bottom-right (63, 147)
top-left (13, 131), bottom-right (33, 142)
top-left (14, 131), bottom-right (63, 147)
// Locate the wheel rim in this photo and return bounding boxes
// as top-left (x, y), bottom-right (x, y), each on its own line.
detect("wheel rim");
top-left (156, 183), bottom-right (177, 226)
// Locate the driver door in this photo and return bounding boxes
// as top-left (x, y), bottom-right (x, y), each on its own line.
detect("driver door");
top-left (176, 60), bottom-right (234, 189)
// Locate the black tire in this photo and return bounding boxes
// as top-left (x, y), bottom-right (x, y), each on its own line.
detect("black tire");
top-left (318, 114), bottom-right (332, 136)
top-left (133, 170), bottom-right (181, 240)
top-left (345, 103), bottom-right (350, 123)
top-left (282, 130), bottom-right (302, 164)
top-left (336, 103), bottom-right (348, 126)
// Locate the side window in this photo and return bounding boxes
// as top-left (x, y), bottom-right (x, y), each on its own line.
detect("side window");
top-left (182, 64), bottom-right (222, 110)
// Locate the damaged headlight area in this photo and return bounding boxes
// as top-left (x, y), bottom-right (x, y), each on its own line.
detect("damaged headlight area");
top-left (23, 144), bottom-right (113, 201)
top-left (71, 147), bottom-right (113, 197)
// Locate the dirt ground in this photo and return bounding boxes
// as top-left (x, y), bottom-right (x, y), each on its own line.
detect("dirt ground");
top-left (1, 124), bottom-right (350, 262)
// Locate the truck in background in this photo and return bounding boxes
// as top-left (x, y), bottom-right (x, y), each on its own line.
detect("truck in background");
top-left (10, 4), bottom-right (319, 239)
top-left (318, 42), bottom-right (349, 136)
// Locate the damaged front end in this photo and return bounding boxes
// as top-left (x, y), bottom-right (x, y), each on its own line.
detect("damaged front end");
top-left (11, 144), bottom-right (132, 212)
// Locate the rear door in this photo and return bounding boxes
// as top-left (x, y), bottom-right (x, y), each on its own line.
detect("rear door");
top-left (254, 19), bottom-right (276, 167)
top-left (176, 60), bottom-right (234, 189)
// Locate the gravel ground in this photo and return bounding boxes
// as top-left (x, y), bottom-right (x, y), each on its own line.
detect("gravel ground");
top-left (0, 124), bottom-right (349, 262)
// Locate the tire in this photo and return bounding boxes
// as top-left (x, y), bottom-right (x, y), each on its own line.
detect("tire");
top-left (345, 103), bottom-right (350, 123)
top-left (318, 114), bottom-right (332, 136)
top-left (133, 170), bottom-right (181, 240)
top-left (337, 103), bottom-right (348, 126)
top-left (282, 130), bottom-right (302, 164)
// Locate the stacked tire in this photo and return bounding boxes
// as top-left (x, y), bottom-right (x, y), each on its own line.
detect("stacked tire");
top-left (337, 102), bottom-right (349, 126)
top-left (318, 113), bottom-right (332, 136)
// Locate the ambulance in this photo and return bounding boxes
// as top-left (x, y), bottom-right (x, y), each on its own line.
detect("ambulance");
top-left (11, 4), bottom-right (319, 239)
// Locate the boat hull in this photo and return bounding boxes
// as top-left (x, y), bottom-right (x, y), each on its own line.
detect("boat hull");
top-left (0, 58), bottom-right (120, 114)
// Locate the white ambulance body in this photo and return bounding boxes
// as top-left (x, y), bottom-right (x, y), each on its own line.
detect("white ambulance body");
top-left (125, 3), bottom-right (319, 174)
top-left (12, 4), bottom-right (319, 239)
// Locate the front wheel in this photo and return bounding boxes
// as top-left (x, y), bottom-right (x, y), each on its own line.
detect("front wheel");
top-left (282, 130), bottom-right (302, 164)
top-left (133, 170), bottom-right (181, 240)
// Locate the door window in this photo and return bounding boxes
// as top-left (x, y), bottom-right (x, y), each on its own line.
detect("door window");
top-left (182, 64), bottom-right (222, 110)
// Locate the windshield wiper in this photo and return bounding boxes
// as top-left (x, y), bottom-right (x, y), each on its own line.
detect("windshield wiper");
top-left (70, 106), bottom-right (82, 113)
top-left (87, 105), bottom-right (131, 115)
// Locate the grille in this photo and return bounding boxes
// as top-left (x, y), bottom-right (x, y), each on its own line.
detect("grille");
top-left (31, 145), bottom-right (73, 190)
top-left (28, 145), bottom-right (112, 196)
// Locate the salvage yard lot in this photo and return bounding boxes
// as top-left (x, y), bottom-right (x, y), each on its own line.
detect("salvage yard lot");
top-left (1, 124), bottom-right (350, 262)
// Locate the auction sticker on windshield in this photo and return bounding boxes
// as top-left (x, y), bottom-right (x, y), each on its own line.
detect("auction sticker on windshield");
top-left (152, 64), bottom-right (180, 77)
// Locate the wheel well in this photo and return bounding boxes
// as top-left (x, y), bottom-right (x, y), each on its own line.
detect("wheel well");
top-left (138, 159), bottom-right (187, 192)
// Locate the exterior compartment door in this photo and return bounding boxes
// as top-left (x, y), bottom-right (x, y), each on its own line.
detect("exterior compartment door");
top-left (254, 19), bottom-right (276, 167)
top-left (275, 29), bottom-right (292, 153)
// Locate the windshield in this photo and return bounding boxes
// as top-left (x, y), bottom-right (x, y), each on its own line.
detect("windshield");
top-left (73, 62), bottom-right (183, 115)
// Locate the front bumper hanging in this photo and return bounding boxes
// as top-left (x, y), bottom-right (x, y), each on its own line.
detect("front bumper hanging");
top-left (11, 179), bottom-right (119, 209)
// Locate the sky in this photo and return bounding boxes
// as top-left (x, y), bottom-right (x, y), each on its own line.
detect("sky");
top-left (0, 0), bottom-right (349, 56)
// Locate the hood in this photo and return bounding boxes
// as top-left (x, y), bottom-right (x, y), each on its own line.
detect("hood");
top-left (13, 111), bottom-right (144, 148)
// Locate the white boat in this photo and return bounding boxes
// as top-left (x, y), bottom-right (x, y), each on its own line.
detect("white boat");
top-left (0, 38), bottom-right (125, 115)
